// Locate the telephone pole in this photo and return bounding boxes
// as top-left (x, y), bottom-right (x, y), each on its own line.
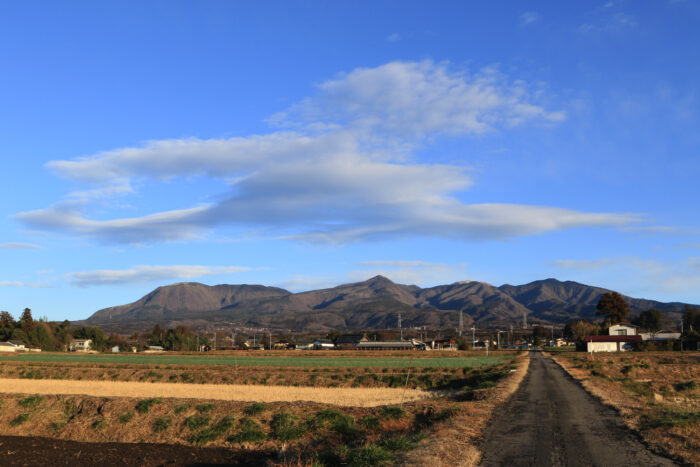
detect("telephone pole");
top-left (459, 310), bottom-right (463, 337)
top-left (398, 313), bottom-right (403, 340)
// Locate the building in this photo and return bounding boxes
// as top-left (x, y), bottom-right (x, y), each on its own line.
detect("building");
top-left (144, 345), bottom-right (165, 353)
top-left (334, 334), bottom-right (368, 350)
top-left (272, 339), bottom-right (295, 350)
top-left (69, 339), bottom-right (92, 352)
top-left (313, 339), bottom-right (336, 350)
top-left (429, 338), bottom-right (457, 350)
top-left (0, 342), bottom-right (17, 353)
top-left (7, 340), bottom-right (26, 350)
top-left (639, 330), bottom-right (681, 341)
top-left (608, 323), bottom-right (638, 336)
top-left (356, 341), bottom-right (415, 351)
top-left (586, 335), bottom-right (642, 352)
top-left (294, 340), bottom-right (315, 350)
top-left (111, 346), bottom-right (120, 353)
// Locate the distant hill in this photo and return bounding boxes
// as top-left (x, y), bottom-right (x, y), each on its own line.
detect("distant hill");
top-left (83, 276), bottom-right (697, 333)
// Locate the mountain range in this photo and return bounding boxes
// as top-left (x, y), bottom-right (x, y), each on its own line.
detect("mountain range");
top-left (83, 276), bottom-right (696, 333)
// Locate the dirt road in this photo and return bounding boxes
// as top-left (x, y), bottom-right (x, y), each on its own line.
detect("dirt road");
top-left (480, 352), bottom-right (676, 467)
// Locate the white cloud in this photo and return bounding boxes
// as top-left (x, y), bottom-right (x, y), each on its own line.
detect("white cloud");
top-left (386, 33), bottom-right (400, 42)
top-left (349, 260), bottom-right (469, 286)
top-left (0, 242), bottom-right (42, 249)
top-left (549, 258), bottom-right (614, 271)
top-left (0, 281), bottom-right (44, 288)
top-left (17, 60), bottom-right (637, 245)
top-left (520, 12), bottom-right (541, 26)
top-left (66, 265), bottom-right (252, 287)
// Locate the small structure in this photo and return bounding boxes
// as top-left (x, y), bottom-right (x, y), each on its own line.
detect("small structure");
top-left (70, 339), bottom-right (92, 352)
top-left (313, 339), bottom-right (336, 350)
top-left (273, 339), bottom-right (295, 350)
top-left (0, 342), bottom-right (17, 353)
top-left (639, 330), bottom-right (681, 341)
top-left (356, 341), bottom-right (415, 351)
top-left (430, 338), bottom-right (457, 350)
top-left (111, 346), bottom-right (120, 353)
top-left (7, 340), bottom-right (26, 351)
top-left (334, 334), bottom-right (368, 350)
top-left (586, 335), bottom-right (641, 352)
top-left (144, 345), bottom-right (165, 353)
top-left (608, 323), bottom-right (638, 336)
top-left (295, 340), bottom-right (315, 350)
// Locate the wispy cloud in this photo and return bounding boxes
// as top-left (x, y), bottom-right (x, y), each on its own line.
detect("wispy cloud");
top-left (386, 33), bottom-right (400, 42)
top-left (66, 265), bottom-right (252, 287)
top-left (0, 281), bottom-right (44, 288)
top-left (0, 242), bottom-right (42, 250)
top-left (519, 12), bottom-right (541, 26)
top-left (17, 60), bottom-right (638, 245)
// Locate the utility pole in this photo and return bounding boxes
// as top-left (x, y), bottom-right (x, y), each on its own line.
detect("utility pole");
top-left (459, 310), bottom-right (463, 337)
top-left (471, 326), bottom-right (476, 349)
top-left (269, 330), bottom-right (272, 351)
top-left (398, 313), bottom-right (403, 341)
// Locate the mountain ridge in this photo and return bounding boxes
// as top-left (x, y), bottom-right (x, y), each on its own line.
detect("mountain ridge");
top-left (82, 276), bottom-right (697, 333)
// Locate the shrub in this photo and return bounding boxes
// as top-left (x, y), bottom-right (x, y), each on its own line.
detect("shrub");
top-left (379, 406), bottom-right (404, 420)
top-left (315, 409), bottom-right (344, 422)
top-left (674, 381), bottom-right (697, 391)
top-left (18, 395), bottom-right (43, 409)
top-left (244, 402), bottom-right (268, 416)
top-left (91, 418), bottom-right (107, 430)
top-left (196, 403), bottom-right (215, 413)
top-left (271, 412), bottom-right (305, 441)
top-left (227, 418), bottom-right (267, 443)
top-left (359, 415), bottom-right (380, 430)
top-left (184, 415), bottom-right (210, 431)
top-left (153, 416), bottom-right (171, 433)
top-left (190, 415), bottom-right (235, 445)
top-left (10, 414), bottom-right (30, 426)
top-left (135, 398), bottom-right (161, 414)
top-left (174, 403), bottom-right (190, 414)
top-left (118, 412), bottom-right (134, 424)
top-left (347, 445), bottom-right (393, 467)
top-left (379, 435), bottom-right (416, 451)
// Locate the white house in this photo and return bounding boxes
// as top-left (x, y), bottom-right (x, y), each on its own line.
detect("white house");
top-left (586, 335), bottom-right (642, 352)
top-left (0, 342), bottom-right (17, 353)
top-left (608, 324), bottom-right (638, 336)
top-left (70, 339), bottom-right (92, 352)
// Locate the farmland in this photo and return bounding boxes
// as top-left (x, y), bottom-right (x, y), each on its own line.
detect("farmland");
top-left (0, 351), bottom-right (528, 466)
top-left (551, 352), bottom-right (699, 465)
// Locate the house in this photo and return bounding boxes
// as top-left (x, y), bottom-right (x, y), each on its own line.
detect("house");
top-left (313, 339), bottom-right (336, 350)
top-left (69, 339), bottom-right (92, 352)
top-left (0, 342), bottom-right (17, 353)
top-left (295, 340), bottom-right (315, 350)
top-left (334, 334), bottom-right (368, 350)
top-left (429, 338), bottom-right (457, 350)
top-left (639, 330), bottom-right (681, 341)
top-left (608, 323), bottom-right (638, 336)
top-left (111, 346), bottom-right (120, 353)
top-left (243, 340), bottom-right (264, 350)
top-left (272, 339), bottom-right (295, 350)
top-left (7, 340), bottom-right (26, 350)
top-left (586, 335), bottom-right (642, 352)
top-left (356, 340), bottom-right (415, 351)
top-left (144, 345), bottom-right (165, 353)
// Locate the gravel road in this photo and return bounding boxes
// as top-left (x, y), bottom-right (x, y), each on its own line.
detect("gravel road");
top-left (480, 352), bottom-right (677, 467)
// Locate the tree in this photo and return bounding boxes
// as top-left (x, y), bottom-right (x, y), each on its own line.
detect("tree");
top-left (566, 320), bottom-right (601, 343)
top-left (19, 308), bottom-right (34, 329)
top-left (0, 311), bottom-right (14, 328)
top-left (596, 292), bottom-right (630, 325)
top-left (635, 309), bottom-right (663, 332)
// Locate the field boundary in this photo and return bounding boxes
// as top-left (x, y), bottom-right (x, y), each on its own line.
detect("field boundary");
top-left (0, 377), bottom-right (431, 407)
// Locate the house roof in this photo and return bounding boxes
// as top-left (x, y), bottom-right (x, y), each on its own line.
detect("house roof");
top-left (0, 342), bottom-right (15, 347)
top-left (586, 335), bottom-right (642, 342)
top-left (8, 340), bottom-right (26, 346)
top-left (356, 341), bottom-right (415, 348)
top-left (609, 323), bottom-right (638, 328)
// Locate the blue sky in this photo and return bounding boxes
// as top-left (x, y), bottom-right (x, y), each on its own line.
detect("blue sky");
top-left (1, 1), bottom-right (699, 321)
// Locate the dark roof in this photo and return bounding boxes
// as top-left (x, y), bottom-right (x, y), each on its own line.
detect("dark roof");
top-left (610, 323), bottom-right (638, 328)
top-left (335, 334), bottom-right (367, 344)
top-left (356, 341), bottom-right (415, 348)
top-left (586, 335), bottom-right (642, 342)
top-left (8, 340), bottom-right (26, 346)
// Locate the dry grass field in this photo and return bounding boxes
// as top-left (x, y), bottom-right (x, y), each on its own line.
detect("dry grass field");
top-left (0, 351), bottom-right (527, 466)
top-left (551, 352), bottom-right (699, 466)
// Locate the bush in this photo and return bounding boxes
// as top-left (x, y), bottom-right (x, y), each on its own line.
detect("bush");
top-left (91, 418), bottom-right (107, 430)
top-left (10, 414), bottom-right (31, 426)
top-left (347, 445), bottom-right (393, 467)
top-left (135, 398), bottom-right (161, 414)
top-left (674, 381), bottom-right (697, 391)
top-left (227, 418), bottom-right (267, 443)
top-left (379, 406), bottom-right (404, 420)
top-left (379, 435), bottom-right (416, 451)
top-left (118, 412), bottom-right (134, 424)
top-left (271, 412), bottom-right (305, 441)
top-left (243, 402), bottom-right (268, 416)
top-left (174, 403), bottom-right (190, 414)
top-left (359, 415), bottom-right (381, 430)
top-left (190, 415), bottom-right (235, 445)
top-left (184, 415), bottom-right (210, 431)
top-left (196, 403), bottom-right (215, 413)
top-left (153, 416), bottom-right (171, 433)
top-left (18, 395), bottom-right (43, 409)
top-left (331, 414), bottom-right (359, 440)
